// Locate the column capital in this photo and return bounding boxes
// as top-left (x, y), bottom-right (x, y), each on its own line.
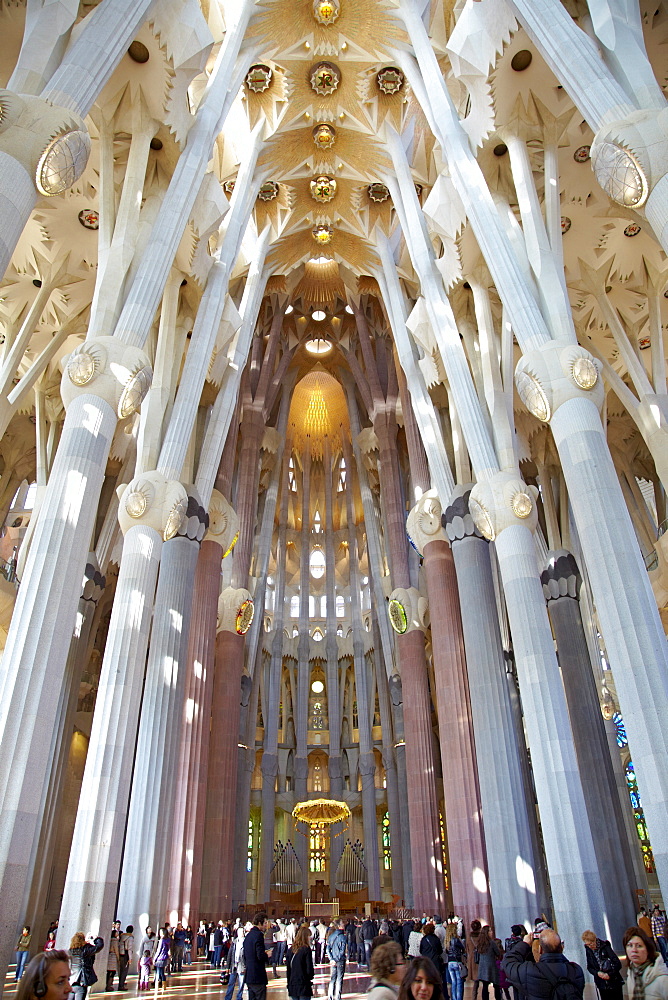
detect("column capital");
top-left (0, 90), bottom-right (91, 196)
top-left (469, 472), bottom-right (539, 541)
top-left (541, 549), bottom-right (582, 603)
top-left (61, 336), bottom-right (152, 417)
top-left (217, 586), bottom-right (254, 636)
top-left (590, 109), bottom-right (667, 220)
top-left (358, 752), bottom-right (376, 777)
top-left (174, 484), bottom-right (208, 545)
top-left (443, 485), bottom-right (486, 543)
top-left (515, 338), bottom-right (604, 424)
top-left (205, 489), bottom-right (239, 552)
top-left (388, 585), bottom-right (428, 634)
top-left (406, 489), bottom-right (447, 554)
top-left (117, 471), bottom-right (188, 540)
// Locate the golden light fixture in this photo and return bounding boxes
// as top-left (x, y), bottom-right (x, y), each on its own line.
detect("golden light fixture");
top-left (292, 798), bottom-right (351, 825)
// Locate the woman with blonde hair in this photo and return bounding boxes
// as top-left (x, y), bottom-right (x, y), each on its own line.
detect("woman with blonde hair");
top-left (68, 933), bottom-right (104, 1000)
top-left (581, 930), bottom-right (622, 1000)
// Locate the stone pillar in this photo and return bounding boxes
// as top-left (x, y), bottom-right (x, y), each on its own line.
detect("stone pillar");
top-left (516, 342), bottom-right (668, 897)
top-left (22, 556), bottom-right (106, 949)
top-left (470, 472), bottom-right (606, 960)
top-left (388, 677), bottom-right (413, 907)
top-left (324, 440), bottom-right (344, 893)
top-left (443, 489), bottom-right (541, 931)
top-left (295, 453), bottom-right (311, 896)
top-left (201, 586), bottom-right (254, 916)
top-left (167, 492), bottom-right (238, 923)
top-left (0, 340), bottom-right (150, 979)
top-left (542, 549), bottom-right (637, 942)
top-left (409, 494), bottom-right (491, 928)
top-left (56, 471), bottom-right (186, 972)
top-left (374, 415), bottom-right (444, 913)
top-left (374, 637), bottom-right (404, 902)
top-left (117, 486), bottom-right (208, 927)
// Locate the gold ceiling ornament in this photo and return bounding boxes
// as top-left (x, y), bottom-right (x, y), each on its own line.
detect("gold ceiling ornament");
top-left (388, 598), bottom-right (408, 634)
top-left (310, 175), bottom-right (337, 202)
top-left (313, 0), bottom-right (340, 25)
top-left (245, 64), bottom-right (273, 93)
top-left (312, 223), bottom-right (333, 244)
top-left (313, 122), bottom-right (336, 149)
top-left (376, 66), bottom-right (405, 95)
top-left (258, 180), bottom-right (280, 202)
top-left (304, 380), bottom-right (333, 438)
top-left (223, 178), bottom-right (236, 194)
top-left (310, 62), bottom-right (340, 96)
top-left (293, 259), bottom-right (346, 305)
top-left (236, 598), bottom-right (255, 635)
top-left (368, 182), bottom-right (390, 203)
top-left (510, 491), bottom-right (533, 519)
top-left (292, 798), bottom-right (351, 825)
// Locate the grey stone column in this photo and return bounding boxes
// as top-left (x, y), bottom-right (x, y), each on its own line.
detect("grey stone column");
top-left (444, 489), bottom-right (540, 931)
top-left (117, 487), bottom-right (207, 926)
top-left (542, 549), bottom-right (637, 942)
top-left (373, 634), bottom-right (404, 901)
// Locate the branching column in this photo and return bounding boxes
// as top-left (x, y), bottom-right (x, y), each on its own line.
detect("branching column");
top-left (295, 452), bottom-right (311, 895)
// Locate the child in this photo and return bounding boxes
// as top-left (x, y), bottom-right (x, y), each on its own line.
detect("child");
top-left (139, 950), bottom-right (153, 990)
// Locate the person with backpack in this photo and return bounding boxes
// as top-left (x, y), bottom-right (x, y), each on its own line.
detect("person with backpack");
top-left (326, 919), bottom-right (347, 1000)
top-left (502, 929), bottom-right (584, 1000)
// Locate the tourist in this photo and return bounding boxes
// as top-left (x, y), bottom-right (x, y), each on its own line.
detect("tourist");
top-left (652, 908), bottom-right (668, 965)
top-left (326, 918), bottom-right (347, 1000)
top-left (68, 933), bottom-right (104, 1000)
top-left (623, 926), bottom-right (668, 1000)
top-left (138, 927), bottom-right (156, 975)
top-left (139, 951), bottom-right (153, 990)
top-left (16, 926), bottom-right (32, 980)
top-left (223, 925), bottom-right (246, 1000)
top-left (408, 922), bottom-right (423, 960)
top-left (367, 941), bottom-right (405, 1000)
top-left (17, 952), bottom-right (72, 1000)
top-left (476, 926), bottom-right (501, 1000)
top-left (45, 932), bottom-right (57, 953)
top-left (581, 930), bottom-right (623, 1000)
top-left (444, 922), bottom-right (466, 1000)
top-left (397, 957), bottom-right (444, 1000)
top-left (153, 928), bottom-right (172, 990)
top-left (243, 912), bottom-right (271, 1000)
top-left (106, 929), bottom-right (120, 991)
top-left (467, 921), bottom-right (482, 1000)
top-left (503, 929), bottom-right (584, 1000)
top-left (420, 924), bottom-right (444, 979)
top-left (118, 925), bottom-right (134, 989)
top-left (287, 924), bottom-right (314, 1000)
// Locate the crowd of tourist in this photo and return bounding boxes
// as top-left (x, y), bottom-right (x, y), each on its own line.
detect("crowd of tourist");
top-left (10, 904), bottom-right (668, 1000)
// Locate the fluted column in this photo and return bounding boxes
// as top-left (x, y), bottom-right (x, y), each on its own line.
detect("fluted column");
top-left (443, 489), bottom-right (541, 931)
top-left (295, 452), bottom-right (311, 895)
top-left (324, 440), bottom-right (343, 892)
top-left (374, 415), bottom-right (444, 913)
top-left (22, 556), bottom-right (106, 949)
top-left (542, 549), bottom-right (637, 942)
top-left (56, 472), bottom-right (184, 970)
top-left (471, 472), bottom-right (606, 960)
top-left (165, 496), bottom-right (232, 924)
top-left (373, 634), bottom-right (404, 901)
top-left (411, 495), bottom-right (491, 927)
top-left (0, 348), bottom-right (148, 981)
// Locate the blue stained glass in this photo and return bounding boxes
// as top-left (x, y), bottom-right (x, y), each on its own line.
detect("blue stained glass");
top-left (613, 711), bottom-right (628, 747)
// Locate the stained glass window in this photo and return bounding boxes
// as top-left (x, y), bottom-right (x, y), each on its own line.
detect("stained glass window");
top-left (309, 823), bottom-right (327, 872)
top-left (613, 711), bottom-right (628, 747)
top-left (625, 761), bottom-right (654, 873)
top-left (247, 819), bottom-right (254, 871)
top-left (382, 811), bottom-right (391, 870)
top-left (439, 810), bottom-right (450, 891)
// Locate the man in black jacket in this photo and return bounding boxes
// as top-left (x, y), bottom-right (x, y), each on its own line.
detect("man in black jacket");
top-left (503, 930), bottom-right (584, 1000)
top-left (243, 914), bottom-right (271, 1000)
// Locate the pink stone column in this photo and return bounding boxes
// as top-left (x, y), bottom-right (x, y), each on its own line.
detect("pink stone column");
top-left (167, 538), bottom-right (221, 924)
top-left (422, 538), bottom-right (492, 929)
top-left (200, 627), bottom-right (245, 916)
top-left (375, 415), bottom-right (445, 913)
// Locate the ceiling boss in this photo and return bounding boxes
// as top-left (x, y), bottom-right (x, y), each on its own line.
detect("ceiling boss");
top-left (313, 0), bottom-right (340, 25)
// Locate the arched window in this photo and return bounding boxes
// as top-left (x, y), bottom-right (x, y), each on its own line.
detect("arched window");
top-left (309, 823), bottom-right (327, 872)
top-left (336, 595), bottom-right (345, 618)
top-left (310, 548), bottom-right (325, 579)
top-left (290, 595), bottom-right (299, 618)
top-left (247, 819), bottom-right (254, 871)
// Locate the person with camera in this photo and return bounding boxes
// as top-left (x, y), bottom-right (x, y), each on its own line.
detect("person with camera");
top-left (502, 929), bottom-right (584, 1000)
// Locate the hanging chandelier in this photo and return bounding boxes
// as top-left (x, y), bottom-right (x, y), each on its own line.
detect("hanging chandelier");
top-left (292, 798), bottom-right (351, 825)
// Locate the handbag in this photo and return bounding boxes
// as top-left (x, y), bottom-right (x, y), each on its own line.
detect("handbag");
top-left (459, 962), bottom-right (468, 980)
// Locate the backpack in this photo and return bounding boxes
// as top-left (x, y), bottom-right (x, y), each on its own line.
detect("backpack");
top-left (540, 962), bottom-right (582, 1000)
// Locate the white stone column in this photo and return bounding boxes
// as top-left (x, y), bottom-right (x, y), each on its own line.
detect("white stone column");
top-left (0, 339), bottom-right (149, 982)
top-left (516, 341), bottom-right (668, 899)
top-left (117, 486), bottom-right (207, 927)
top-left (469, 472), bottom-right (606, 960)
top-left (56, 472), bottom-right (186, 966)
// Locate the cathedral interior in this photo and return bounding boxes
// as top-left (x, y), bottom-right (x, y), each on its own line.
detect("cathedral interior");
top-left (0, 0), bottom-right (668, 982)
